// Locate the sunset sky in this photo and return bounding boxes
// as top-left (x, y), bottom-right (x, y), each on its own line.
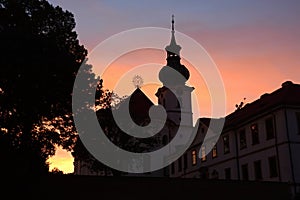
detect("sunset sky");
top-left (47, 0), bottom-right (300, 174)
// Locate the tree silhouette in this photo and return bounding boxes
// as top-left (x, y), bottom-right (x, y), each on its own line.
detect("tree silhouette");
top-left (0, 0), bottom-right (104, 175)
top-left (50, 167), bottom-right (64, 175)
top-left (0, 0), bottom-right (158, 176)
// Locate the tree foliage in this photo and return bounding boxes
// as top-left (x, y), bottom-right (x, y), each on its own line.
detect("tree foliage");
top-left (0, 0), bottom-right (102, 174)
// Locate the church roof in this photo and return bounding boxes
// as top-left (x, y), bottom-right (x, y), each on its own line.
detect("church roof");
top-left (118, 88), bottom-right (154, 125)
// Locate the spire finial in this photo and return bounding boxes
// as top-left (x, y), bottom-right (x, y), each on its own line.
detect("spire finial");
top-left (165, 14), bottom-right (181, 56)
top-left (172, 14), bottom-right (175, 32)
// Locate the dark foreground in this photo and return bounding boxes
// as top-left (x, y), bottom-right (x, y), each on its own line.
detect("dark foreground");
top-left (2, 174), bottom-right (295, 200)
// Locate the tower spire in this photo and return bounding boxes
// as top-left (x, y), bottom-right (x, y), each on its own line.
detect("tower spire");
top-left (159, 15), bottom-right (190, 85)
top-left (165, 15), bottom-right (181, 56)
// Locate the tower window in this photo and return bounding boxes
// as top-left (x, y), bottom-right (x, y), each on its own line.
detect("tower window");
top-left (192, 150), bottom-right (197, 165)
top-left (201, 127), bottom-right (205, 134)
top-left (201, 146), bottom-right (206, 162)
top-left (177, 97), bottom-right (182, 108)
top-left (212, 142), bottom-right (217, 158)
top-left (162, 135), bottom-right (168, 145)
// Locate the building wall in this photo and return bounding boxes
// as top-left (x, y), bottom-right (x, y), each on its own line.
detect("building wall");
top-left (171, 107), bottom-right (300, 186)
top-left (286, 109), bottom-right (300, 183)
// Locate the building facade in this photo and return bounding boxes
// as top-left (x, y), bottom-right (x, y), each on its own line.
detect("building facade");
top-left (73, 16), bottom-right (300, 196)
top-left (171, 81), bottom-right (300, 195)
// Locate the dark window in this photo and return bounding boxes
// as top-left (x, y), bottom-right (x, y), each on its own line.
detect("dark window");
top-left (200, 167), bottom-right (209, 179)
top-left (211, 170), bottom-right (219, 179)
top-left (265, 118), bottom-right (275, 140)
top-left (225, 168), bottom-right (231, 180)
top-left (171, 163), bottom-right (175, 174)
top-left (201, 146), bottom-right (207, 162)
top-left (223, 135), bottom-right (230, 154)
top-left (201, 127), bottom-right (205, 134)
top-left (192, 150), bottom-right (197, 165)
top-left (176, 100), bottom-right (180, 108)
top-left (241, 164), bottom-right (249, 181)
top-left (177, 97), bottom-right (182, 108)
top-left (296, 112), bottom-right (300, 135)
top-left (254, 160), bottom-right (262, 180)
top-left (162, 135), bottom-right (168, 145)
top-left (251, 124), bottom-right (259, 145)
top-left (183, 153), bottom-right (188, 170)
top-left (212, 142), bottom-right (217, 158)
top-left (239, 129), bottom-right (247, 149)
top-left (178, 157), bottom-right (182, 172)
top-left (164, 166), bottom-right (168, 176)
top-left (268, 156), bottom-right (278, 178)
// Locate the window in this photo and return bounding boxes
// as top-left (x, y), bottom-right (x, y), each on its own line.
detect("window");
top-left (296, 112), bottom-right (300, 135)
top-left (268, 156), bottom-right (278, 178)
top-left (183, 153), bottom-right (188, 170)
top-left (223, 135), bottom-right (230, 154)
top-left (265, 118), bottom-right (275, 140)
top-left (192, 150), bottom-right (197, 165)
top-left (225, 168), bottom-right (231, 180)
top-left (254, 160), bottom-right (262, 180)
top-left (239, 129), bottom-right (247, 149)
top-left (211, 170), bottom-right (219, 179)
top-left (171, 163), bottom-right (175, 174)
top-left (251, 124), bottom-right (259, 145)
top-left (212, 142), bottom-right (217, 158)
top-left (178, 157), bottom-right (182, 172)
top-left (164, 166), bottom-right (168, 176)
top-left (162, 135), bottom-right (168, 145)
top-left (241, 164), bottom-right (249, 181)
top-left (201, 146), bottom-right (207, 162)
top-left (177, 97), bottom-right (182, 108)
top-left (201, 127), bottom-right (205, 134)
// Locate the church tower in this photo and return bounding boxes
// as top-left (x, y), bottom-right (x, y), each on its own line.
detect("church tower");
top-left (156, 15), bottom-right (194, 129)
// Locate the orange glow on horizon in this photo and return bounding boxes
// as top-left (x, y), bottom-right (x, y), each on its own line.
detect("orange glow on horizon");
top-left (48, 148), bottom-right (74, 174)
top-left (90, 48), bottom-right (213, 120)
top-left (51, 26), bottom-right (300, 174)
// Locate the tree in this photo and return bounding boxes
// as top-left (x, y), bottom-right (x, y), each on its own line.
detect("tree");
top-left (50, 167), bottom-right (64, 175)
top-left (0, 0), bottom-right (94, 174)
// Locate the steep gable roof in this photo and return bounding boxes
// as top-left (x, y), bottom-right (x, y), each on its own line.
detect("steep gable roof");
top-left (118, 88), bottom-right (154, 125)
